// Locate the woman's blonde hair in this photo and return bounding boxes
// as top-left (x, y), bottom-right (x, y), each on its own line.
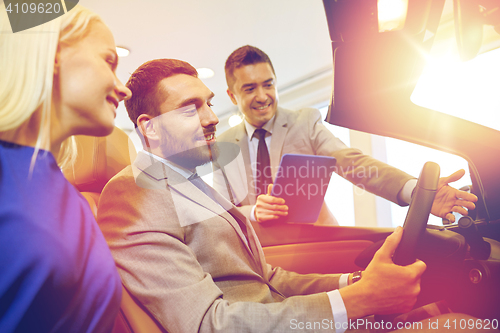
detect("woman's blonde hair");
top-left (0, 4), bottom-right (102, 168)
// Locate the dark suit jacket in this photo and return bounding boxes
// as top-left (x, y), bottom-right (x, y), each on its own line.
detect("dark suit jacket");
top-left (98, 151), bottom-right (341, 333)
top-left (214, 107), bottom-right (414, 223)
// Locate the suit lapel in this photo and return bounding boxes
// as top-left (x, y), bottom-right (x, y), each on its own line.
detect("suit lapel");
top-left (270, 108), bottom-right (289, 179)
top-left (227, 204), bottom-right (277, 285)
top-left (133, 151), bottom-right (168, 182)
top-left (134, 151), bottom-right (262, 269)
top-left (134, 151), bottom-right (226, 217)
top-left (235, 210), bottom-right (267, 277)
top-left (213, 191), bottom-right (264, 274)
top-left (233, 122), bottom-right (257, 205)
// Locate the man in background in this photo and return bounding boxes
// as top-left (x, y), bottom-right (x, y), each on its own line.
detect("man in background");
top-left (214, 45), bottom-right (477, 227)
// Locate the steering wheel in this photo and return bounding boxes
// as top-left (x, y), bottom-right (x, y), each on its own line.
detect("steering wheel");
top-left (354, 162), bottom-right (440, 268)
top-left (392, 161), bottom-right (440, 266)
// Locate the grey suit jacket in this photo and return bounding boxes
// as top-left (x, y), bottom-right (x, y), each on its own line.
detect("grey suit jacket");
top-left (214, 107), bottom-right (414, 223)
top-left (98, 151), bottom-right (340, 333)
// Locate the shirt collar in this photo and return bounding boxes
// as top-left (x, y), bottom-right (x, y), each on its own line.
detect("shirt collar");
top-left (244, 115), bottom-right (276, 140)
top-left (141, 150), bottom-right (194, 179)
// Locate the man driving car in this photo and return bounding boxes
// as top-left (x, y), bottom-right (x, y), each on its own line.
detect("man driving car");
top-left (97, 58), bottom-right (486, 333)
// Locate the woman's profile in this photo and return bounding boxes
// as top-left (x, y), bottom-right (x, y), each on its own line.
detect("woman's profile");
top-left (0, 5), bottom-right (131, 332)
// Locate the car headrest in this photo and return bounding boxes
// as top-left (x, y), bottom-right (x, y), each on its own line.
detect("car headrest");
top-left (62, 127), bottom-right (137, 193)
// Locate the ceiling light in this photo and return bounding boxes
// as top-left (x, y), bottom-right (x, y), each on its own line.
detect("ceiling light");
top-left (197, 68), bottom-right (215, 79)
top-left (116, 46), bottom-right (130, 57)
top-left (228, 114), bottom-right (243, 127)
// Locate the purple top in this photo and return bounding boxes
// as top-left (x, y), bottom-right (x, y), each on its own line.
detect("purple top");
top-left (0, 140), bottom-right (122, 332)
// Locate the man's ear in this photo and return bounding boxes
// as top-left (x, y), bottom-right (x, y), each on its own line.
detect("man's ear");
top-left (227, 89), bottom-right (238, 105)
top-left (137, 114), bottom-right (159, 148)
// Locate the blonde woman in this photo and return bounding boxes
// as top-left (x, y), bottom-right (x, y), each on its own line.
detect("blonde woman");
top-left (0, 5), bottom-right (131, 332)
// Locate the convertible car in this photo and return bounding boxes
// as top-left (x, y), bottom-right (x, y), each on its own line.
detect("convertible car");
top-left (65, 0), bottom-right (500, 331)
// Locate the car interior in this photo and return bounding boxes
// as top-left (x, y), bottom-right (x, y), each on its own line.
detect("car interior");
top-left (323, 0), bottom-right (500, 320)
top-left (61, 0), bottom-right (500, 330)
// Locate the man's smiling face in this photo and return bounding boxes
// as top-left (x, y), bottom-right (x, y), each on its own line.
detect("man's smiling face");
top-left (227, 62), bottom-right (278, 128)
top-left (155, 74), bottom-right (219, 169)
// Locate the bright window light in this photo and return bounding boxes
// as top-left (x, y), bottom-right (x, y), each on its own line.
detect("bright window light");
top-left (197, 68), bottom-right (215, 79)
top-left (378, 0), bottom-right (408, 32)
top-left (116, 46), bottom-right (130, 57)
top-left (228, 114), bottom-right (243, 127)
top-left (319, 107), bottom-right (355, 226)
top-left (412, 48), bottom-right (500, 131)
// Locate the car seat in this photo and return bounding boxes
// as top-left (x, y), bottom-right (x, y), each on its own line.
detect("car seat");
top-left (62, 127), bottom-right (165, 333)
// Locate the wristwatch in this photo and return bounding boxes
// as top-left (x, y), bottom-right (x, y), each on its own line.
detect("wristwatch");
top-left (352, 270), bottom-right (362, 284)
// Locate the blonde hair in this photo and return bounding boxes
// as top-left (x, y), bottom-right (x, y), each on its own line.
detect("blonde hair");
top-left (0, 4), bottom-right (102, 169)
